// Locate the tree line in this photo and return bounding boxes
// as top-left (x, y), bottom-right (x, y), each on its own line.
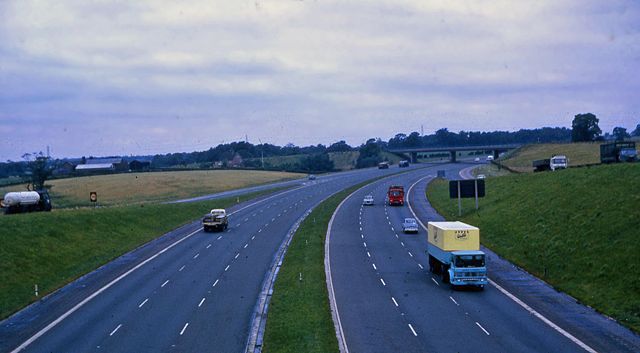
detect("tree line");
top-left (2, 115), bottom-right (638, 184)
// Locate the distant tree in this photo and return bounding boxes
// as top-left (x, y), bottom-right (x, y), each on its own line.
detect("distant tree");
top-left (632, 123), bottom-right (640, 137)
top-left (612, 127), bottom-right (630, 141)
top-left (356, 138), bottom-right (382, 168)
top-left (23, 152), bottom-right (52, 190)
top-left (571, 113), bottom-right (601, 142)
top-left (404, 132), bottom-right (422, 147)
top-left (298, 153), bottom-right (334, 172)
top-left (327, 140), bottom-right (352, 152)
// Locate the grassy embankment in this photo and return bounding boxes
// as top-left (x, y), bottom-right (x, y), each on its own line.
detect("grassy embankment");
top-left (246, 151), bottom-right (403, 172)
top-left (427, 163), bottom-right (640, 332)
top-left (0, 169), bottom-right (299, 319)
top-left (263, 180), bottom-right (379, 352)
top-left (497, 142), bottom-right (640, 173)
top-left (0, 170), bottom-right (301, 208)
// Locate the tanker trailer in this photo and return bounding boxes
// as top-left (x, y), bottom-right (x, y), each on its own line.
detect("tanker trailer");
top-left (2, 190), bottom-right (52, 214)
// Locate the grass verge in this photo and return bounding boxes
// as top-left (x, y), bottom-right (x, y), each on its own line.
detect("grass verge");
top-left (263, 180), bottom-right (375, 352)
top-left (0, 187), bottom-right (287, 320)
top-left (426, 163), bottom-right (640, 332)
top-left (0, 170), bottom-right (301, 208)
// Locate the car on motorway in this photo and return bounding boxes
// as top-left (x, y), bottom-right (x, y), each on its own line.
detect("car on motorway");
top-left (402, 218), bottom-right (419, 233)
top-left (202, 208), bottom-right (228, 232)
top-left (477, 174), bottom-right (486, 179)
top-left (363, 195), bottom-right (374, 206)
top-left (474, 157), bottom-right (480, 162)
top-left (308, 174), bottom-right (316, 180)
top-left (486, 155), bottom-right (494, 161)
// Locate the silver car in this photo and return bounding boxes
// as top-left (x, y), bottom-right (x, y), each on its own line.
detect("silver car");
top-left (402, 218), bottom-right (419, 233)
top-left (363, 195), bottom-right (374, 206)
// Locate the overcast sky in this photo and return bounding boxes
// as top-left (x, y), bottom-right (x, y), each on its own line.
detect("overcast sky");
top-left (1, 0), bottom-right (638, 160)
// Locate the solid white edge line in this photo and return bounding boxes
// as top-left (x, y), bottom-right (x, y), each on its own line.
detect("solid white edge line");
top-left (408, 172), bottom-right (598, 353)
top-left (323, 167), bottom-right (431, 353)
top-left (408, 324), bottom-right (418, 337)
top-left (475, 322), bottom-right (490, 336)
top-left (109, 324), bottom-right (122, 336)
top-left (489, 279), bottom-right (597, 353)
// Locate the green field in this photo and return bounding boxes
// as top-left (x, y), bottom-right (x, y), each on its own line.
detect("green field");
top-left (427, 163), bottom-right (640, 332)
top-left (0, 188), bottom-right (284, 320)
top-left (498, 142), bottom-right (640, 173)
top-left (0, 170), bottom-right (301, 208)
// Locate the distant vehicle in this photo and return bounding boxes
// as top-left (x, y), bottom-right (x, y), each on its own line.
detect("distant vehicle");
top-left (476, 174), bottom-right (486, 179)
top-left (533, 155), bottom-right (568, 172)
top-left (2, 190), bottom-right (52, 214)
top-left (402, 218), bottom-right (419, 233)
top-left (363, 195), bottom-right (374, 206)
top-left (202, 209), bottom-right (228, 232)
top-left (398, 160), bottom-right (410, 168)
top-left (308, 174), bottom-right (317, 180)
top-left (378, 161), bottom-right (390, 169)
top-left (427, 221), bottom-right (487, 289)
top-left (387, 185), bottom-right (404, 206)
top-left (474, 157), bottom-right (480, 162)
top-left (486, 155), bottom-right (494, 161)
top-left (600, 142), bottom-right (637, 163)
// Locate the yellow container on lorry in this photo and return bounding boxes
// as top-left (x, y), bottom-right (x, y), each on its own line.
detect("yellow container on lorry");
top-left (427, 221), bottom-right (480, 251)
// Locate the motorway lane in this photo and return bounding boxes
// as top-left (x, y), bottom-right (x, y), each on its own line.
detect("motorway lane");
top-left (3, 164), bottom-right (426, 353)
top-left (329, 164), bottom-right (587, 353)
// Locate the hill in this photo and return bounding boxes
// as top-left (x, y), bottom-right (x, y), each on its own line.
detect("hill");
top-left (427, 163), bottom-right (640, 332)
top-left (498, 141), bottom-right (640, 173)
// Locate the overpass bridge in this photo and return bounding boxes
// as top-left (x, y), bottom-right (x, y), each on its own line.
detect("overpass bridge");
top-left (387, 144), bottom-right (522, 163)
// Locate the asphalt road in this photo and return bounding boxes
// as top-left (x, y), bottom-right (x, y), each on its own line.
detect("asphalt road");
top-left (0, 163), bottom-right (430, 353)
top-left (328, 165), bottom-right (640, 353)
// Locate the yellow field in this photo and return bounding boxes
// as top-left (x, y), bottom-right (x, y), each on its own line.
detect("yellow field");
top-left (0, 170), bottom-right (302, 208)
top-left (499, 142), bottom-right (624, 173)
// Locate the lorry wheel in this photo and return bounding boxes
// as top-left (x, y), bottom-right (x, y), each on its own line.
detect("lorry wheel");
top-left (442, 267), bottom-right (450, 284)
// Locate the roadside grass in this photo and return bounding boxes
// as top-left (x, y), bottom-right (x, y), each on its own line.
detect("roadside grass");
top-left (426, 163), bottom-right (640, 332)
top-left (0, 170), bottom-right (301, 208)
top-left (472, 163), bottom-right (513, 178)
top-left (498, 142), bottom-right (624, 173)
top-left (0, 188), bottom-right (284, 320)
top-left (264, 178), bottom-right (384, 353)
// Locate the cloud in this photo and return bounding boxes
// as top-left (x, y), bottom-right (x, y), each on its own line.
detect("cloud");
top-left (0, 0), bottom-right (638, 160)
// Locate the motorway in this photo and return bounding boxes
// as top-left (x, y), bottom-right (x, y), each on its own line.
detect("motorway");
top-left (1, 163), bottom-right (440, 353)
top-left (327, 165), bottom-right (640, 353)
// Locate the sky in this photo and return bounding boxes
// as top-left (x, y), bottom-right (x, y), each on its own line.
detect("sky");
top-left (1, 0), bottom-right (639, 161)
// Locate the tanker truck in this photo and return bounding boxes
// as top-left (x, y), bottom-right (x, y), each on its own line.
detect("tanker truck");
top-left (1, 190), bottom-right (52, 214)
top-left (426, 221), bottom-right (487, 289)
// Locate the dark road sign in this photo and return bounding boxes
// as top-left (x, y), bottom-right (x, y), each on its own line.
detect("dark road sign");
top-left (449, 179), bottom-right (485, 198)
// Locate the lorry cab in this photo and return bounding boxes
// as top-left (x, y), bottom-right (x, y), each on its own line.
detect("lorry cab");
top-left (448, 250), bottom-right (488, 287)
top-left (550, 155), bottom-right (568, 170)
top-left (619, 148), bottom-right (638, 162)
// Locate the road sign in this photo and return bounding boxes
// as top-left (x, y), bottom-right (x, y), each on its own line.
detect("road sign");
top-left (90, 192), bottom-right (97, 203)
top-left (449, 179), bottom-right (485, 198)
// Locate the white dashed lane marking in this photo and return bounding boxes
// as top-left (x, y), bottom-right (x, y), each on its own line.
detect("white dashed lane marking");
top-left (138, 299), bottom-right (148, 308)
top-left (109, 324), bottom-right (122, 336)
top-left (476, 322), bottom-right (490, 335)
top-left (198, 298), bottom-right (206, 307)
top-left (180, 323), bottom-right (189, 335)
top-left (161, 280), bottom-right (169, 288)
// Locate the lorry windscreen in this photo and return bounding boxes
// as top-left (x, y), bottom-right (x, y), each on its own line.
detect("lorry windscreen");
top-left (552, 158), bottom-right (566, 164)
top-left (454, 255), bottom-right (485, 267)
